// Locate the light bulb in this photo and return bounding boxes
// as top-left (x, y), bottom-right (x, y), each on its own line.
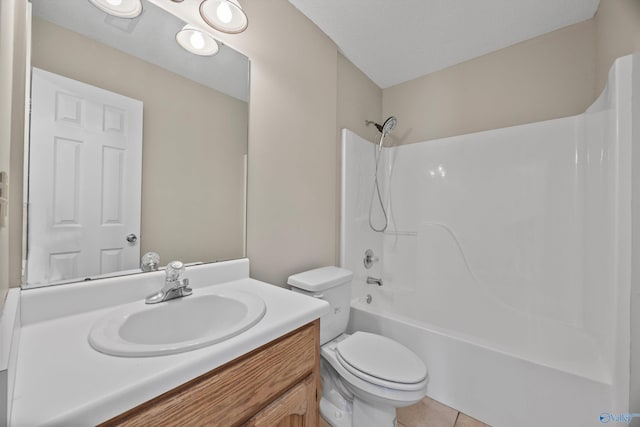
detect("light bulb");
top-left (199, 0), bottom-right (247, 34)
top-left (106, 0), bottom-right (123, 5)
top-left (176, 25), bottom-right (219, 56)
top-left (216, 1), bottom-right (233, 24)
top-left (189, 31), bottom-right (205, 50)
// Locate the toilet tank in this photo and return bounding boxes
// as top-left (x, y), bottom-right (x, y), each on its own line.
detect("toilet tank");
top-left (287, 266), bottom-right (353, 345)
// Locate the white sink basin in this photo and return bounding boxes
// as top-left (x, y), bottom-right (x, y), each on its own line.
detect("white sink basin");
top-left (88, 291), bottom-right (266, 357)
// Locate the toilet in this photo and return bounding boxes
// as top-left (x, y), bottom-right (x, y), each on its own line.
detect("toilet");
top-left (288, 266), bottom-right (428, 427)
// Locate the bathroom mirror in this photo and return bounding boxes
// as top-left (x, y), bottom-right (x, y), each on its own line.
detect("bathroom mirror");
top-left (23, 0), bottom-right (249, 288)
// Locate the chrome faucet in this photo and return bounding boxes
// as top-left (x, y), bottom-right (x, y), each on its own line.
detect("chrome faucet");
top-left (366, 276), bottom-right (383, 286)
top-left (145, 261), bottom-right (192, 304)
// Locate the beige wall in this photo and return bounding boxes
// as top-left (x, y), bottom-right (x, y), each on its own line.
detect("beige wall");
top-left (382, 0), bottom-right (640, 147)
top-left (382, 20), bottom-right (597, 146)
top-left (8, 0), bottom-right (26, 291)
top-left (0, 0), bottom-right (27, 301)
top-left (210, 0), bottom-right (340, 285)
top-left (29, 18), bottom-right (248, 275)
top-left (0, 0), bottom-right (14, 303)
top-left (217, 2), bottom-right (380, 287)
top-left (337, 53), bottom-right (383, 141)
top-left (595, 0), bottom-right (640, 93)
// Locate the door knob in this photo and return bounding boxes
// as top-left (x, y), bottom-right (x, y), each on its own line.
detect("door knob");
top-left (126, 233), bottom-right (138, 243)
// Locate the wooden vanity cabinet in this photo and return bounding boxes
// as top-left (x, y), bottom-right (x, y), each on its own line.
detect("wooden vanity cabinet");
top-left (101, 320), bottom-right (320, 427)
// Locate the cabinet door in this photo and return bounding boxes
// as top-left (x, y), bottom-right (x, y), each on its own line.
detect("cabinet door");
top-left (244, 375), bottom-right (317, 427)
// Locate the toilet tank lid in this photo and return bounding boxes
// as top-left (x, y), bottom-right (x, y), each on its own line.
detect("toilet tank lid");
top-left (287, 266), bottom-right (353, 291)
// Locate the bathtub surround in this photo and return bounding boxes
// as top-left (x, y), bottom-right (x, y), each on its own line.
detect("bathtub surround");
top-left (341, 55), bottom-right (638, 426)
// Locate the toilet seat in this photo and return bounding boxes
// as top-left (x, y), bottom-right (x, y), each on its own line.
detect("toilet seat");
top-left (336, 352), bottom-right (427, 392)
top-left (335, 332), bottom-right (428, 392)
top-left (321, 334), bottom-right (428, 409)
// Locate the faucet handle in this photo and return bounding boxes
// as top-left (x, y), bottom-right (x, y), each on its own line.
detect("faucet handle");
top-left (363, 249), bottom-right (379, 269)
top-left (140, 252), bottom-right (160, 272)
top-left (165, 260), bottom-right (185, 281)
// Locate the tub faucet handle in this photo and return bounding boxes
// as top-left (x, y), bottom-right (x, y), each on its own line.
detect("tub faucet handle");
top-left (363, 249), bottom-right (379, 269)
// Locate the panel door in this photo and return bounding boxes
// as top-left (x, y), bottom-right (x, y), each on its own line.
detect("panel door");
top-left (27, 68), bottom-right (143, 285)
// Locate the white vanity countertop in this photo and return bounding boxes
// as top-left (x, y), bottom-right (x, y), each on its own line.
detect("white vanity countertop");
top-left (11, 260), bottom-right (329, 426)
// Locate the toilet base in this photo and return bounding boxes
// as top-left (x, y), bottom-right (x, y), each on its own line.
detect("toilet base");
top-left (320, 397), bottom-right (351, 427)
top-left (320, 397), bottom-right (397, 427)
top-left (353, 398), bottom-right (397, 427)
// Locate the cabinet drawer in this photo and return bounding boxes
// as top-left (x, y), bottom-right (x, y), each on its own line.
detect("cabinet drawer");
top-left (102, 320), bottom-right (319, 427)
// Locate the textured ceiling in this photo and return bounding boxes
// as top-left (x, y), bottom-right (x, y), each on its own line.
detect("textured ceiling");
top-left (288, 0), bottom-right (600, 88)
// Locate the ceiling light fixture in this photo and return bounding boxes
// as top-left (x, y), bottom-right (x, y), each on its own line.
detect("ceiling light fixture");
top-left (199, 0), bottom-right (248, 34)
top-left (176, 25), bottom-right (220, 56)
top-left (89, 0), bottom-right (142, 18)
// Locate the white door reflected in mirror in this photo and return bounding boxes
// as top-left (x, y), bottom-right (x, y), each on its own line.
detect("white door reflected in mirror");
top-left (27, 68), bottom-right (143, 287)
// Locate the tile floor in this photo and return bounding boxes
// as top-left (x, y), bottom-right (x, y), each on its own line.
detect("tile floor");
top-left (397, 397), bottom-right (490, 427)
top-left (319, 396), bottom-right (490, 427)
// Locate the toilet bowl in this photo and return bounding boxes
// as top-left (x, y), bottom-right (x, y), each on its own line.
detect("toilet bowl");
top-left (288, 267), bottom-right (428, 427)
top-left (321, 333), bottom-right (428, 426)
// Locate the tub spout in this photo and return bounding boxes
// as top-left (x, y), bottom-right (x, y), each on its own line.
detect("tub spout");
top-left (366, 276), bottom-right (383, 286)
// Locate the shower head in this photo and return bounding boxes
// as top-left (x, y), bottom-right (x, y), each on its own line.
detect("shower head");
top-left (381, 116), bottom-right (397, 136)
top-left (366, 116), bottom-right (397, 136)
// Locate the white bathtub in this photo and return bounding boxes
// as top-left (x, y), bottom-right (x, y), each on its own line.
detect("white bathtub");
top-left (340, 55), bottom-right (639, 427)
top-left (347, 299), bottom-right (611, 427)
